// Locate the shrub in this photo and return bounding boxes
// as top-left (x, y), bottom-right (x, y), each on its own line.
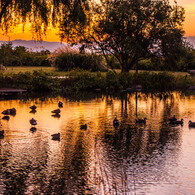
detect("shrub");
top-left (132, 72), bottom-right (175, 91)
top-left (0, 71), bottom-right (60, 92)
top-left (54, 53), bottom-right (106, 72)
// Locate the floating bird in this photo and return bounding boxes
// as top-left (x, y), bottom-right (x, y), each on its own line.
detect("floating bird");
top-left (51, 109), bottom-right (61, 114)
top-left (30, 118), bottom-right (37, 126)
top-left (80, 124), bottom-right (87, 130)
top-left (2, 116), bottom-right (10, 121)
top-left (30, 105), bottom-right (37, 110)
top-left (2, 109), bottom-right (10, 115)
top-left (2, 108), bottom-right (16, 116)
top-left (9, 108), bottom-right (16, 115)
top-left (136, 118), bottom-right (147, 124)
top-left (113, 117), bottom-right (119, 126)
top-left (0, 130), bottom-right (4, 137)
top-left (170, 119), bottom-right (183, 125)
top-left (169, 115), bottom-right (177, 122)
top-left (51, 133), bottom-right (60, 140)
top-left (189, 121), bottom-right (195, 127)
top-left (58, 101), bottom-right (63, 108)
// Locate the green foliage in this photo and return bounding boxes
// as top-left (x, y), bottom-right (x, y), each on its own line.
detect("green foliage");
top-left (0, 70), bottom-right (60, 92)
top-left (61, 69), bottom-right (105, 92)
top-left (84, 0), bottom-right (185, 72)
top-left (64, 70), bottom-right (194, 92)
top-left (0, 69), bottom-right (194, 94)
top-left (54, 53), bottom-right (106, 71)
top-left (0, 0), bottom-right (89, 41)
top-left (132, 72), bottom-right (175, 91)
top-left (0, 43), bottom-right (51, 67)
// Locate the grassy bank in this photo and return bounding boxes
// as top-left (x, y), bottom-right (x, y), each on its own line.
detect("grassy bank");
top-left (3, 66), bottom-right (191, 77)
top-left (0, 68), bottom-right (194, 93)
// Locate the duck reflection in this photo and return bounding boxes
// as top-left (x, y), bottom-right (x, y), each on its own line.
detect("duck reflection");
top-left (51, 113), bottom-right (61, 118)
top-left (30, 127), bottom-right (37, 133)
top-left (29, 109), bottom-right (37, 114)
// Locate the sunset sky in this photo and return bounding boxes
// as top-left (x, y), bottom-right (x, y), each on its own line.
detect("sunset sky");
top-left (0, 0), bottom-right (195, 42)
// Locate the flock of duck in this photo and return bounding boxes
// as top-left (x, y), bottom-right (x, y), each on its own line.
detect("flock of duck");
top-left (0, 101), bottom-right (88, 141)
top-left (0, 102), bottom-right (195, 141)
top-left (113, 115), bottom-right (195, 127)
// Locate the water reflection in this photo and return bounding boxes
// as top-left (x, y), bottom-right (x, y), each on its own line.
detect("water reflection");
top-left (0, 91), bottom-right (194, 194)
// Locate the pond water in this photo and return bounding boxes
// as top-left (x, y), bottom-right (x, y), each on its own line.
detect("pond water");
top-left (0, 91), bottom-right (195, 194)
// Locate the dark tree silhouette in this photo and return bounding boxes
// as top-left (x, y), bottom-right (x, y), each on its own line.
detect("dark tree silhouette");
top-left (77, 0), bottom-right (186, 72)
top-left (0, 0), bottom-right (89, 40)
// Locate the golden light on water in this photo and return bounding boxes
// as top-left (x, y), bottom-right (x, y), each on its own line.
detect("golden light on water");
top-left (0, 92), bottom-right (195, 194)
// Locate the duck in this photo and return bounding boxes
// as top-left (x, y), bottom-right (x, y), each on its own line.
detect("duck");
top-left (30, 118), bottom-right (37, 126)
top-left (2, 109), bottom-right (10, 115)
top-left (2, 116), bottom-right (10, 121)
top-left (51, 133), bottom-right (60, 140)
top-left (51, 109), bottom-right (61, 114)
top-left (30, 105), bottom-right (37, 110)
top-left (136, 118), bottom-right (147, 124)
top-left (170, 118), bottom-right (184, 125)
top-left (0, 130), bottom-right (4, 137)
top-left (2, 108), bottom-right (16, 116)
top-left (169, 115), bottom-right (177, 122)
top-left (9, 108), bottom-right (16, 115)
top-left (80, 124), bottom-right (87, 130)
top-left (58, 101), bottom-right (63, 108)
top-left (113, 117), bottom-right (119, 126)
top-left (189, 121), bottom-right (195, 127)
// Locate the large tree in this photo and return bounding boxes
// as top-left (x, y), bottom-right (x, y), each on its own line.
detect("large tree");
top-left (77, 0), bottom-right (186, 72)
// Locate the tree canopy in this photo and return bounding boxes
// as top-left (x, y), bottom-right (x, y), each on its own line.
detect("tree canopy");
top-left (0, 0), bottom-right (191, 72)
top-left (77, 0), bottom-right (186, 72)
top-left (0, 0), bottom-right (89, 40)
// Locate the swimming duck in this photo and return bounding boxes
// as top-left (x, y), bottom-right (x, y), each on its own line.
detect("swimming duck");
top-left (9, 108), bottom-right (16, 115)
top-left (51, 133), bottom-right (60, 140)
top-left (2, 109), bottom-right (10, 115)
top-left (113, 117), bottom-right (119, 126)
top-left (189, 121), bottom-right (195, 127)
top-left (51, 109), bottom-right (61, 114)
top-left (170, 119), bottom-right (183, 125)
top-left (136, 118), bottom-right (147, 124)
top-left (30, 105), bottom-right (37, 110)
top-left (80, 124), bottom-right (87, 130)
top-left (30, 118), bottom-right (37, 125)
top-left (0, 130), bottom-right (4, 137)
top-left (2, 116), bottom-right (10, 121)
top-left (169, 115), bottom-right (177, 122)
top-left (2, 108), bottom-right (16, 116)
top-left (58, 101), bottom-right (63, 108)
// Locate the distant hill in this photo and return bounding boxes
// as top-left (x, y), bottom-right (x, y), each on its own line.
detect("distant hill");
top-left (0, 37), bottom-right (194, 52)
top-left (0, 39), bottom-right (66, 52)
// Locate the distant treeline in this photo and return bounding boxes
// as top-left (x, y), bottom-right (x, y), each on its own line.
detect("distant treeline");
top-left (0, 43), bottom-right (51, 67)
top-left (0, 43), bottom-right (194, 71)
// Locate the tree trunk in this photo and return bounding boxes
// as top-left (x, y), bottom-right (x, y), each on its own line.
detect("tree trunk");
top-left (121, 61), bottom-right (129, 72)
top-left (135, 61), bottom-right (138, 74)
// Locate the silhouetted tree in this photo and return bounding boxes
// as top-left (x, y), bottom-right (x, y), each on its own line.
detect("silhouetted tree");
top-left (0, 0), bottom-right (89, 40)
top-left (79, 0), bottom-right (186, 72)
